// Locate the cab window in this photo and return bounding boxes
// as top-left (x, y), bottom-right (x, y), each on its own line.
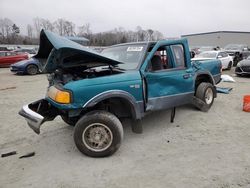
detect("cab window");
top-left (171, 45), bottom-right (185, 68)
top-left (148, 44), bottom-right (186, 72)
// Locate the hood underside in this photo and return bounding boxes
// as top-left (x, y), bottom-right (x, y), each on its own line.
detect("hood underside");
top-left (35, 30), bottom-right (121, 73)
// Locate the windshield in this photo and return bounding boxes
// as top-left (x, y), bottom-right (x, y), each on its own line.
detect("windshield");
top-left (101, 44), bottom-right (146, 70)
top-left (196, 51), bottom-right (217, 58)
top-left (225, 44), bottom-right (243, 50)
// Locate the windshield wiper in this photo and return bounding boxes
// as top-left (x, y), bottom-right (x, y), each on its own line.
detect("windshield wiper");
top-left (112, 65), bottom-right (126, 71)
top-left (101, 65), bottom-right (125, 71)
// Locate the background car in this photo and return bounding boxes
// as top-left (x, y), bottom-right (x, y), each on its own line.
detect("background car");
top-left (0, 51), bottom-right (28, 68)
top-left (192, 50), bottom-right (233, 70)
top-left (197, 46), bottom-right (220, 54)
top-left (0, 47), bottom-right (11, 51)
top-left (10, 57), bottom-right (43, 75)
top-left (235, 55), bottom-right (250, 76)
top-left (15, 48), bottom-right (37, 58)
top-left (224, 44), bottom-right (250, 66)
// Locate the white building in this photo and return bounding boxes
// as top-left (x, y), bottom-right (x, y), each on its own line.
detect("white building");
top-left (181, 31), bottom-right (250, 48)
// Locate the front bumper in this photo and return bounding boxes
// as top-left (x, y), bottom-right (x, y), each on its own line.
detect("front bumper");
top-left (235, 66), bottom-right (250, 75)
top-left (10, 66), bottom-right (25, 73)
top-left (19, 99), bottom-right (58, 134)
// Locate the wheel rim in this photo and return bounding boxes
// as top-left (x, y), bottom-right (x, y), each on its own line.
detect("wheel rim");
top-left (205, 88), bottom-right (213, 104)
top-left (27, 65), bottom-right (37, 75)
top-left (82, 123), bottom-right (113, 152)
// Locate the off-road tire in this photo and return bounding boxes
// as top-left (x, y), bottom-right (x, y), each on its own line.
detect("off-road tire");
top-left (195, 82), bottom-right (215, 110)
top-left (74, 110), bottom-right (123, 157)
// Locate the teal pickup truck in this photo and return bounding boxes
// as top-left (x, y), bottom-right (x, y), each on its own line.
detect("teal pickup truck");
top-left (19, 30), bottom-right (222, 157)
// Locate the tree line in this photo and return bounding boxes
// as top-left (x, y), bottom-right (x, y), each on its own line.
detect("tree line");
top-left (0, 17), bottom-right (164, 46)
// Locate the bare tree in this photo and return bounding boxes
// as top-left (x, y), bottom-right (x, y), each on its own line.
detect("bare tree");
top-left (40, 18), bottom-right (54, 31)
top-left (27, 24), bottom-right (33, 38)
top-left (54, 18), bottom-right (63, 35)
top-left (78, 23), bottom-right (91, 37)
top-left (147, 29), bottom-right (154, 41)
top-left (33, 17), bottom-right (54, 37)
top-left (152, 30), bottom-right (164, 41)
top-left (0, 18), bottom-right (4, 41)
top-left (0, 18), bottom-right (21, 43)
top-left (135, 26), bottom-right (147, 41)
top-left (54, 18), bottom-right (75, 36)
top-left (0, 17), bottom-right (166, 45)
top-left (2, 18), bottom-right (14, 38)
top-left (33, 17), bottom-right (42, 37)
top-left (63, 20), bottom-right (75, 36)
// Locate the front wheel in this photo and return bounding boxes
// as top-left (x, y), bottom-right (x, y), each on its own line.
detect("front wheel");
top-left (26, 64), bottom-right (38, 75)
top-left (74, 110), bottom-right (123, 157)
top-left (195, 82), bottom-right (215, 111)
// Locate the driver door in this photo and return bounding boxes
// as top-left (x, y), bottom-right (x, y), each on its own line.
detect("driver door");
top-left (141, 40), bottom-right (195, 111)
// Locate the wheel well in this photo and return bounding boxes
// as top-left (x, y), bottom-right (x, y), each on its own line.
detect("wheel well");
top-left (195, 74), bottom-right (213, 92)
top-left (26, 64), bottom-right (38, 71)
top-left (26, 63), bottom-right (38, 68)
top-left (87, 97), bottom-right (136, 119)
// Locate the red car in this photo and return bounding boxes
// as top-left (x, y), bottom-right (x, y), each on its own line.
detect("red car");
top-left (0, 51), bottom-right (29, 68)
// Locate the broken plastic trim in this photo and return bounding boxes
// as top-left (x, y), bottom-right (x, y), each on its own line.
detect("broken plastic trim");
top-left (19, 99), bottom-right (58, 134)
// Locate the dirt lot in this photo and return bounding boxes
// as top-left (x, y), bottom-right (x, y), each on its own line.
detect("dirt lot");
top-left (0, 68), bottom-right (250, 188)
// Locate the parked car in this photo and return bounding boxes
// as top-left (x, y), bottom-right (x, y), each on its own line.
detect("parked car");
top-left (224, 44), bottom-right (250, 66)
top-left (235, 55), bottom-right (250, 76)
top-left (19, 30), bottom-right (222, 157)
top-left (15, 48), bottom-right (37, 58)
top-left (196, 46), bottom-right (220, 54)
top-left (0, 47), bottom-right (11, 51)
top-left (10, 58), bottom-right (43, 75)
top-left (192, 50), bottom-right (233, 70)
top-left (0, 51), bottom-right (28, 68)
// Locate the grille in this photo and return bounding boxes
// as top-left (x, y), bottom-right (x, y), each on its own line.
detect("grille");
top-left (241, 66), bottom-right (250, 72)
top-left (235, 67), bottom-right (242, 72)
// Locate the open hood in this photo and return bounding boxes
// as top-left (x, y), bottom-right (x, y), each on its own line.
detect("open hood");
top-left (35, 30), bottom-right (121, 73)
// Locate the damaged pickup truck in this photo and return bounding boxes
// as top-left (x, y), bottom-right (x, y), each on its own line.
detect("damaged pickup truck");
top-left (19, 30), bottom-right (222, 157)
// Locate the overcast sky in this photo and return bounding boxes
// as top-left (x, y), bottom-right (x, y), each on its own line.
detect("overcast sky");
top-left (1, 0), bottom-right (250, 37)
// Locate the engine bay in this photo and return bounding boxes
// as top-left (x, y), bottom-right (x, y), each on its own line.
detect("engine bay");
top-left (47, 66), bottom-right (123, 85)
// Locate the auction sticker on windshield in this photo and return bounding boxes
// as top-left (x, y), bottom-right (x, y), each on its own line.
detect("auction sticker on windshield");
top-left (127, 46), bottom-right (143, 51)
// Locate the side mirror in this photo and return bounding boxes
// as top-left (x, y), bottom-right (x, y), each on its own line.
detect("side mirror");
top-left (190, 51), bottom-right (195, 58)
top-left (217, 55), bottom-right (222, 59)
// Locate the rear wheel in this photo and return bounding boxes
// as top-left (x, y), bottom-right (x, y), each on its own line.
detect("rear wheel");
top-left (26, 64), bottom-right (38, 75)
top-left (74, 110), bottom-right (123, 157)
top-left (195, 82), bottom-right (215, 111)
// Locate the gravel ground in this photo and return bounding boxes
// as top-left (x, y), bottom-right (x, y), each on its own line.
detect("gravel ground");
top-left (0, 68), bottom-right (250, 188)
